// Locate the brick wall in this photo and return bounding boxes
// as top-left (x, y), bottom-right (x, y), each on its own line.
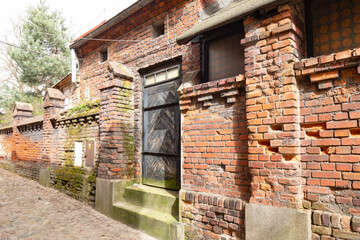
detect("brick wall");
top-left (179, 76), bottom-right (249, 239)
top-left (296, 49), bottom-right (360, 239)
top-left (242, 1), bottom-right (305, 208)
top-left (75, 0), bottom-right (200, 180)
top-left (13, 121), bottom-right (43, 180)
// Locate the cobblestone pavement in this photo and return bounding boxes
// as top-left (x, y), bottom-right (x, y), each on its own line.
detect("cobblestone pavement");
top-left (0, 169), bottom-right (156, 240)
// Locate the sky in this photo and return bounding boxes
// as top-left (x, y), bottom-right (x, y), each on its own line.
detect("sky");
top-left (0, 0), bottom-right (138, 40)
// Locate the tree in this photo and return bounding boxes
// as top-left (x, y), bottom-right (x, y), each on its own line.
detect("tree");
top-left (8, 0), bottom-right (71, 93)
top-left (0, 0), bottom-right (71, 122)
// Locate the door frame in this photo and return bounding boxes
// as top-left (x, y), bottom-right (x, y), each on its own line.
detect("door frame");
top-left (141, 61), bottom-right (182, 190)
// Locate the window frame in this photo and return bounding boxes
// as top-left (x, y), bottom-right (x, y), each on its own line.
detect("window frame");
top-left (200, 20), bottom-right (245, 83)
top-left (143, 64), bottom-right (181, 88)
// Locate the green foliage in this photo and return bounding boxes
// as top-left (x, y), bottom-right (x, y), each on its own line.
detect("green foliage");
top-left (8, 0), bottom-right (71, 90)
top-left (0, 0), bottom-right (71, 121)
top-left (65, 100), bottom-right (100, 117)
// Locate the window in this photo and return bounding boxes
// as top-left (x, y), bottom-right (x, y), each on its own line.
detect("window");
top-left (144, 65), bottom-right (180, 86)
top-left (151, 18), bottom-right (165, 39)
top-left (307, 0), bottom-right (360, 57)
top-left (100, 48), bottom-right (108, 62)
top-left (201, 21), bottom-right (245, 82)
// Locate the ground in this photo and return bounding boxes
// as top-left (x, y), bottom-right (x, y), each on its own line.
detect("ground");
top-left (0, 168), bottom-right (156, 240)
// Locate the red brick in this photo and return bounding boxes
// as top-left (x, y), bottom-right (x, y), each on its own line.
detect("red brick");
top-left (336, 180), bottom-right (351, 188)
top-left (343, 172), bottom-right (360, 180)
top-left (334, 130), bottom-right (350, 137)
top-left (312, 139), bottom-right (340, 146)
top-left (336, 196), bottom-right (352, 204)
top-left (326, 120), bottom-right (357, 129)
top-left (350, 112), bottom-right (360, 119)
top-left (330, 155), bottom-right (360, 163)
top-left (342, 103), bottom-right (360, 111)
top-left (335, 49), bottom-right (352, 60)
top-left (310, 70), bottom-right (339, 82)
top-left (342, 138), bottom-right (360, 146)
top-left (312, 171), bottom-right (341, 179)
top-left (336, 163), bottom-right (352, 171)
top-left (354, 182), bottom-right (360, 189)
top-left (312, 104), bottom-right (341, 114)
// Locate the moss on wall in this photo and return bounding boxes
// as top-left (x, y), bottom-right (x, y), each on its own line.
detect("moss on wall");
top-left (52, 166), bottom-right (97, 205)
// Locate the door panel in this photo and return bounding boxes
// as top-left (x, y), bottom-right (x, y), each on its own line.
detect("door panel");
top-left (143, 106), bottom-right (179, 154)
top-left (143, 80), bottom-right (180, 108)
top-left (142, 155), bottom-right (180, 189)
top-left (85, 140), bottom-right (94, 167)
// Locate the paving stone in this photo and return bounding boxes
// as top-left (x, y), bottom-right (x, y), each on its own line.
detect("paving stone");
top-left (0, 168), bottom-right (156, 240)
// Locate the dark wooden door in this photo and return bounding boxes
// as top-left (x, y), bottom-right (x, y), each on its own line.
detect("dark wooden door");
top-left (142, 71), bottom-right (181, 190)
top-left (85, 140), bottom-right (95, 167)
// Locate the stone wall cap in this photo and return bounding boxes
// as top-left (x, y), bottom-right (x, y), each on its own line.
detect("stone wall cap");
top-left (108, 61), bottom-right (133, 80)
top-left (13, 102), bottom-right (33, 112)
top-left (44, 88), bottom-right (65, 100)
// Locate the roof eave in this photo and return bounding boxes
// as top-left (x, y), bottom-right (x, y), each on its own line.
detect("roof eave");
top-left (176, 0), bottom-right (278, 45)
top-left (70, 0), bottom-right (154, 49)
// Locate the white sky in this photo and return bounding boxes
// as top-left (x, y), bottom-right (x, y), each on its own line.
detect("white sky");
top-left (0, 0), bottom-right (138, 40)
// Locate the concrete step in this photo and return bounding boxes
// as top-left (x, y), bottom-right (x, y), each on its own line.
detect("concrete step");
top-left (113, 201), bottom-right (181, 240)
top-left (124, 184), bottom-right (179, 219)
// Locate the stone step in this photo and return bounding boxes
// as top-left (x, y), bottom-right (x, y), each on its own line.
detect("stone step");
top-left (113, 201), bottom-right (181, 240)
top-left (124, 184), bottom-right (179, 219)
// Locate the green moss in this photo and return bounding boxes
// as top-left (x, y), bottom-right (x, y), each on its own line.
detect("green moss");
top-left (52, 166), bottom-right (97, 203)
top-left (63, 99), bottom-right (100, 120)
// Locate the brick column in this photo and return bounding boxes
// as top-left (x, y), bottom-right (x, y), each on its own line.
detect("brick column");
top-left (42, 88), bottom-right (64, 166)
top-left (241, 2), bottom-right (306, 208)
top-left (98, 62), bottom-right (134, 179)
top-left (12, 102), bottom-right (34, 161)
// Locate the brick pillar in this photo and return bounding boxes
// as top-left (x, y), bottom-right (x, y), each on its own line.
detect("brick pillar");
top-left (241, 2), bottom-right (306, 208)
top-left (98, 62), bottom-right (134, 179)
top-left (12, 102), bottom-right (34, 161)
top-left (42, 88), bottom-right (64, 166)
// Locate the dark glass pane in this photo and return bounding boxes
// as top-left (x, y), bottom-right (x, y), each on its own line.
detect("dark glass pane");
top-left (208, 32), bottom-right (244, 81)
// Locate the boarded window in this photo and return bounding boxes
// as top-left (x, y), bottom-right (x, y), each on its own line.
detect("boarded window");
top-left (311, 0), bottom-right (360, 56)
top-left (74, 142), bottom-right (82, 167)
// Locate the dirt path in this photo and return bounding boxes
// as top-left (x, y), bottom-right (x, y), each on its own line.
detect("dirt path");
top-left (0, 168), bottom-right (156, 240)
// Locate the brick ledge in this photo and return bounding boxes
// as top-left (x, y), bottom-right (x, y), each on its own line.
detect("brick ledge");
top-left (179, 75), bottom-right (245, 110)
top-left (294, 48), bottom-right (360, 89)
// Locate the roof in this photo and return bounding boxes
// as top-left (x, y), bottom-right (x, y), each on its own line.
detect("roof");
top-left (177, 0), bottom-right (278, 44)
top-left (53, 73), bottom-right (72, 90)
top-left (70, 0), bottom-right (154, 49)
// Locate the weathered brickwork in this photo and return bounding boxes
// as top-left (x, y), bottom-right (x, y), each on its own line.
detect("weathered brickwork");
top-left (1, 0), bottom-right (360, 239)
top-left (0, 93), bottom-right (100, 205)
top-left (179, 77), bottom-right (249, 239)
top-left (296, 49), bottom-right (360, 239)
top-left (242, 1), bottom-right (306, 208)
top-left (74, 0), bottom-right (199, 180)
top-left (181, 191), bottom-right (246, 240)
